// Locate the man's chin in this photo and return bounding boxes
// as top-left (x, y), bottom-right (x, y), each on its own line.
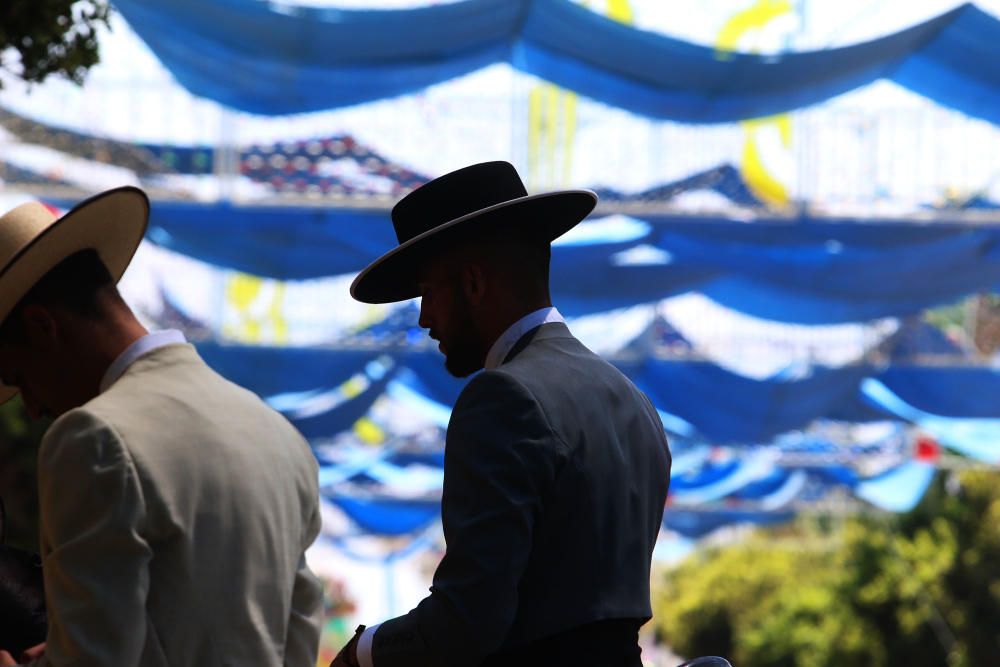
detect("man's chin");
top-left (444, 354), bottom-right (483, 379)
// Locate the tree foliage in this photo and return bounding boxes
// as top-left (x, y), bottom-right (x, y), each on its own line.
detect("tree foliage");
top-left (0, 1), bottom-right (111, 87)
top-left (654, 470), bottom-right (1000, 667)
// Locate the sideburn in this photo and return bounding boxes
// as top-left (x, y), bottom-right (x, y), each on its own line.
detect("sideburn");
top-left (443, 278), bottom-right (488, 378)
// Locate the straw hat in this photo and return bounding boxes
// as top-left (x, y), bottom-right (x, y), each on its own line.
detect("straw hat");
top-left (0, 186), bottom-right (149, 401)
top-left (350, 161), bottom-right (597, 303)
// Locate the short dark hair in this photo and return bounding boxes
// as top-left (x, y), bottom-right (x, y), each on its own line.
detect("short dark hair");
top-left (0, 249), bottom-right (116, 341)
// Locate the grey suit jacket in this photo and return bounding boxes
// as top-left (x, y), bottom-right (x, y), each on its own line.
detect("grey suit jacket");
top-left (31, 344), bottom-right (322, 667)
top-left (372, 323), bottom-right (670, 666)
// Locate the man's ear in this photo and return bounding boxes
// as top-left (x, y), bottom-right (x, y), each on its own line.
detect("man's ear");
top-left (460, 263), bottom-right (487, 307)
top-left (18, 305), bottom-right (59, 348)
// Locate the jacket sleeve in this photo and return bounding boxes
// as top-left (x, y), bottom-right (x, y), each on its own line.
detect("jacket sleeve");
top-left (283, 482), bottom-right (323, 667)
top-left (34, 410), bottom-right (153, 667)
top-left (372, 371), bottom-right (566, 667)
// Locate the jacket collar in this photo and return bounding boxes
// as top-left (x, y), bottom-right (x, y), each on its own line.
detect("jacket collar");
top-left (501, 321), bottom-right (574, 365)
top-left (485, 307), bottom-right (564, 369)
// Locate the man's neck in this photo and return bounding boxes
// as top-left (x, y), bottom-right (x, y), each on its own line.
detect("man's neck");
top-left (478, 298), bottom-right (552, 361)
top-left (86, 314), bottom-right (149, 394)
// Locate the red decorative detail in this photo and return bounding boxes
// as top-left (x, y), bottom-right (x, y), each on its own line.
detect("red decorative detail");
top-left (41, 203), bottom-right (64, 217)
top-left (914, 435), bottom-right (941, 462)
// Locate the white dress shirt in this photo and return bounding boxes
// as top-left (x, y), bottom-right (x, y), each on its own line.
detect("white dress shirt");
top-left (357, 307), bottom-right (564, 667)
top-left (484, 307), bottom-right (564, 370)
top-left (99, 329), bottom-right (187, 394)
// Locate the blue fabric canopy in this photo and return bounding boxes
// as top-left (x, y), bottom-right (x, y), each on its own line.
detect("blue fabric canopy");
top-left (861, 378), bottom-right (1000, 463)
top-left (55, 195), bottom-right (1000, 325)
top-left (592, 164), bottom-right (763, 207)
top-left (196, 342), bottom-right (393, 436)
top-left (663, 508), bottom-right (796, 539)
top-left (191, 340), bottom-right (968, 538)
top-left (326, 495), bottom-right (441, 536)
top-left (560, 216), bottom-right (1000, 322)
top-left (197, 341), bottom-right (374, 395)
top-left (624, 359), bottom-right (875, 443)
top-left (878, 366), bottom-right (1000, 418)
top-left (111, 0), bottom-right (1000, 124)
top-left (669, 451), bottom-right (776, 504)
top-left (140, 202), bottom-right (397, 281)
top-left (190, 337), bottom-right (1000, 445)
top-left (855, 460), bottom-right (937, 512)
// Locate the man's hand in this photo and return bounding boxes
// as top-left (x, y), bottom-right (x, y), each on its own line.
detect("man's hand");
top-left (0, 643), bottom-right (44, 666)
top-left (330, 626), bottom-right (362, 667)
top-left (21, 645), bottom-right (45, 662)
top-left (329, 640), bottom-right (357, 667)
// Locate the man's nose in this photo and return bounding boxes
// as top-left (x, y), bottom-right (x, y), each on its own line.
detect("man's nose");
top-left (418, 303), bottom-right (431, 330)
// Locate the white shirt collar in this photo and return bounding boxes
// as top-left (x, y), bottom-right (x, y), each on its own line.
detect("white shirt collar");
top-left (99, 329), bottom-right (187, 393)
top-left (484, 307), bottom-right (564, 369)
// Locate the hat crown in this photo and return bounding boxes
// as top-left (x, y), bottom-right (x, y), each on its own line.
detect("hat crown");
top-left (391, 161), bottom-right (528, 244)
top-left (0, 202), bottom-right (58, 270)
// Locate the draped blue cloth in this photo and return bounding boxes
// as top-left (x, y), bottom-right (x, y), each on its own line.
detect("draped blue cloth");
top-left (594, 164), bottom-right (762, 207)
top-left (731, 469), bottom-right (794, 501)
top-left (196, 342), bottom-right (391, 436)
top-left (141, 201), bottom-right (397, 281)
top-left (669, 452), bottom-right (776, 504)
top-left (861, 378), bottom-right (1000, 463)
top-left (855, 461), bottom-right (937, 512)
top-left (634, 214), bottom-right (1000, 323)
top-left (196, 341), bottom-right (375, 395)
top-left (50, 194), bottom-right (1000, 325)
top-left (326, 495), bottom-right (440, 536)
top-left (663, 509), bottom-right (795, 538)
top-left (284, 368), bottom-right (396, 439)
top-left (396, 354), bottom-right (467, 408)
top-left (878, 366), bottom-right (1000, 418)
top-left (191, 339), bottom-right (1000, 445)
top-left (111, 0), bottom-right (1000, 124)
top-left (189, 339), bottom-right (972, 537)
top-left (623, 359), bottom-right (875, 443)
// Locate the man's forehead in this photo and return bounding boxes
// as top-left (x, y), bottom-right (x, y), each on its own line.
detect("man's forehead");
top-left (415, 255), bottom-right (453, 282)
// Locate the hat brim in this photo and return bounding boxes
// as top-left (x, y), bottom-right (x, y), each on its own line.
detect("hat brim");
top-left (0, 186), bottom-right (149, 402)
top-left (350, 189), bottom-right (597, 304)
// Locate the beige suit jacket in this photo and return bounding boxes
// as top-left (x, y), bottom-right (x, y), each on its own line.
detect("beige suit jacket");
top-left (32, 344), bottom-right (322, 666)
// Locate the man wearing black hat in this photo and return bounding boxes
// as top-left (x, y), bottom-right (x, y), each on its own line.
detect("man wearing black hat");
top-left (334, 161), bottom-right (671, 667)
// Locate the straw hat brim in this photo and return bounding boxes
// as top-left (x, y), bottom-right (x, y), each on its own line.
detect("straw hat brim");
top-left (350, 189), bottom-right (597, 304)
top-left (0, 186), bottom-right (149, 402)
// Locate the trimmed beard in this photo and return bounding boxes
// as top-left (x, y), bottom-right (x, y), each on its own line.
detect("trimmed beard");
top-left (442, 287), bottom-right (486, 378)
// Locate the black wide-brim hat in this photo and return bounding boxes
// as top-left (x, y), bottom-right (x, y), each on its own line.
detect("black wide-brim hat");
top-left (350, 161), bottom-right (597, 304)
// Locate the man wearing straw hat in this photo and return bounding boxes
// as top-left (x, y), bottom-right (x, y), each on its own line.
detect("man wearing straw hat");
top-left (333, 162), bottom-right (671, 667)
top-left (0, 188), bottom-right (323, 666)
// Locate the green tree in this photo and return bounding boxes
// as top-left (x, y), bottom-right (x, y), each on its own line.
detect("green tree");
top-left (0, 0), bottom-right (111, 87)
top-left (655, 529), bottom-right (879, 666)
top-left (654, 469), bottom-right (1000, 667)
